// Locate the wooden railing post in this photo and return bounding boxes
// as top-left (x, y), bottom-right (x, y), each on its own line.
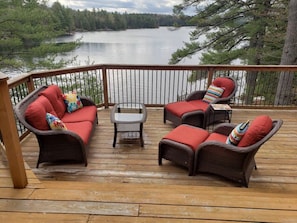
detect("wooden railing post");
top-left (102, 66), bottom-right (109, 108)
top-left (0, 73), bottom-right (28, 188)
top-left (207, 68), bottom-right (214, 87)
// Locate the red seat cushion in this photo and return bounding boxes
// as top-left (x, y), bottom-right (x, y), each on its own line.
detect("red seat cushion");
top-left (238, 115), bottom-right (273, 147)
top-left (65, 121), bottom-right (93, 145)
top-left (39, 85), bottom-right (66, 119)
top-left (212, 77), bottom-right (235, 98)
top-left (205, 132), bottom-right (228, 143)
top-left (163, 125), bottom-right (209, 151)
top-left (165, 100), bottom-right (209, 117)
top-left (62, 106), bottom-right (97, 123)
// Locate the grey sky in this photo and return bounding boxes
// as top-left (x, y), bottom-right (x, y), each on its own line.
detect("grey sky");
top-left (48, 0), bottom-right (183, 14)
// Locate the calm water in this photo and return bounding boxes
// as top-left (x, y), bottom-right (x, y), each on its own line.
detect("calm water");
top-left (55, 27), bottom-right (205, 104)
top-left (57, 26), bottom-right (199, 66)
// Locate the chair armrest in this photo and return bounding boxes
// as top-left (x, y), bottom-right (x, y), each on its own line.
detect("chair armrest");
top-left (212, 123), bottom-right (236, 136)
top-left (80, 96), bottom-right (96, 106)
top-left (186, 90), bottom-right (207, 101)
top-left (198, 141), bottom-right (250, 154)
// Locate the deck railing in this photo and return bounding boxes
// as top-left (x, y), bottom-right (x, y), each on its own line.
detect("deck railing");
top-left (6, 64), bottom-right (297, 137)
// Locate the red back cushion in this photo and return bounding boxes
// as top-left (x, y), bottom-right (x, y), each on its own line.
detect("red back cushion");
top-left (39, 85), bottom-right (66, 118)
top-left (212, 77), bottom-right (235, 98)
top-left (238, 115), bottom-right (273, 147)
top-left (25, 96), bottom-right (54, 130)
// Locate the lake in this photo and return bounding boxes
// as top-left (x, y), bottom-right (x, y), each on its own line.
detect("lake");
top-left (57, 26), bottom-right (199, 66)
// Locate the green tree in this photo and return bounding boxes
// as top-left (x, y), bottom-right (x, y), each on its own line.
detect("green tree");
top-left (275, 0), bottom-right (297, 105)
top-left (0, 0), bottom-right (79, 74)
top-left (51, 2), bottom-right (75, 34)
top-left (170, 0), bottom-right (288, 65)
top-left (170, 0), bottom-right (289, 104)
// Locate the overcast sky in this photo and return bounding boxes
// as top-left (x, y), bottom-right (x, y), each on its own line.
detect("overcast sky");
top-left (48, 0), bottom-right (184, 14)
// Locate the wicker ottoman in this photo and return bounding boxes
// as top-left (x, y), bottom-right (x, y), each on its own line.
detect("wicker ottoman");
top-left (158, 124), bottom-right (209, 175)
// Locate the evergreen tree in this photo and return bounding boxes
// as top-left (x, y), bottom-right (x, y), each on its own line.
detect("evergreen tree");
top-left (0, 0), bottom-right (78, 74)
top-left (170, 0), bottom-right (289, 104)
top-left (275, 0), bottom-right (297, 105)
top-left (170, 0), bottom-right (288, 65)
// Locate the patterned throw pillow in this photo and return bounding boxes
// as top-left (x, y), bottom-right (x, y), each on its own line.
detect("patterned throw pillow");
top-left (63, 91), bottom-right (83, 113)
top-left (226, 120), bottom-right (250, 146)
top-left (202, 85), bottom-right (225, 103)
top-left (46, 113), bottom-right (67, 130)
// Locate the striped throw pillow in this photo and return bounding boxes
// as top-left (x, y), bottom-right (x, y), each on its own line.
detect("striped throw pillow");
top-left (202, 85), bottom-right (225, 103)
top-left (226, 120), bottom-right (250, 146)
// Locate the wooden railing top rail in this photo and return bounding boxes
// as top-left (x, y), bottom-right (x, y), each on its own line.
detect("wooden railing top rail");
top-left (9, 63), bottom-right (297, 86)
top-left (15, 64), bottom-right (297, 78)
top-left (8, 64), bottom-right (297, 108)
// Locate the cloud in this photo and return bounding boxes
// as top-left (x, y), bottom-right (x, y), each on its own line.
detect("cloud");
top-left (48, 0), bottom-right (183, 14)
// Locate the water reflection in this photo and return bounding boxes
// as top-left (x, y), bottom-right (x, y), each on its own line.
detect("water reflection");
top-left (58, 26), bottom-right (199, 66)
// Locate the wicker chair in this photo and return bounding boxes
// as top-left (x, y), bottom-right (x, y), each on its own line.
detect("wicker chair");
top-left (194, 119), bottom-right (283, 187)
top-left (159, 116), bottom-right (283, 187)
top-left (163, 76), bottom-right (237, 128)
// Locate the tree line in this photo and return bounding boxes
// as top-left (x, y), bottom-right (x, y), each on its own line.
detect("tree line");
top-left (0, 0), bottom-right (192, 74)
top-left (51, 2), bottom-right (193, 33)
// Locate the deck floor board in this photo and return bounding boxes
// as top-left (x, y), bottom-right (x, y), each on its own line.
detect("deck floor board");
top-left (1, 108), bottom-right (297, 222)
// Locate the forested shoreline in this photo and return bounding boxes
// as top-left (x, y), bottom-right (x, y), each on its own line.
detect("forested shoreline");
top-left (0, 0), bottom-right (192, 73)
top-left (51, 2), bottom-right (194, 34)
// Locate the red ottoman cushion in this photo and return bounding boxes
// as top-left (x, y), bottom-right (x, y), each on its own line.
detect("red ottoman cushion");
top-left (163, 125), bottom-right (209, 151)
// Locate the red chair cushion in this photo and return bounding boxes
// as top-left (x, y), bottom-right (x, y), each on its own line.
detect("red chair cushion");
top-left (163, 125), bottom-right (209, 151)
top-left (238, 115), bottom-right (273, 147)
top-left (212, 77), bottom-right (235, 98)
top-left (65, 121), bottom-right (93, 145)
top-left (205, 132), bottom-right (228, 143)
top-left (165, 100), bottom-right (209, 117)
top-left (25, 96), bottom-right (54, 130)
top-left (39, 85), bottom-right (66, 119)
top-left (62, 105), bottom-right (97, 123)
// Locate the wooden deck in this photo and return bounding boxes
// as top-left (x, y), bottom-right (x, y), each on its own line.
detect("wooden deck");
top-left (1, 108), bottom-right (297, 222)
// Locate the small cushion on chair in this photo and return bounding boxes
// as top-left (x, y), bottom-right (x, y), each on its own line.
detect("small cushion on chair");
top-left (46, 113), bottom-right (67, 130)
top-left (226, 120), bottom-right (250, 145)
top-left (238, 115), bottom-right (272, 147)
top-left (63, 91), bottom-right (83, 113)
top-left (202, 85), bottom-right (224, 103)
top-left (163, 125), bottom-right (209, 151)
